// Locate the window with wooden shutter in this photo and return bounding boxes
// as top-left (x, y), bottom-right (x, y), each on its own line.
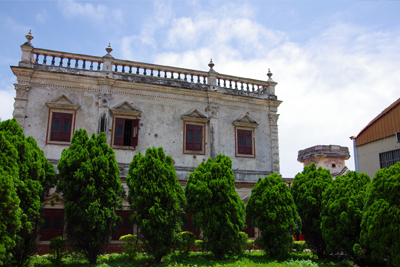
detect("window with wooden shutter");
top-left (237, 129), bottom-right (252, 155)
top-left (40, 209), bottom-right (64, 241)
top-left (236, 128), bottom-right (255, 157)
top-left (186, 124), bottom-right (202, 152)
top-left (50, 112), bottom-right (73, 142)
top-left (113, 117), bottom-right (140, 149)
top-left (112, 210), bottom-right (134, 240)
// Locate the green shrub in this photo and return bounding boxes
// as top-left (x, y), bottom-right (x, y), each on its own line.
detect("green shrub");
top-left (195, 240), bottom-right (206, 252)
top-left (290, 163), bottom-right (332, 258)
top-left (0, 132), bottom-right (21, 266)
top-left (119, 234), bottom-right (139, 259)
top-left (292, 241), bottom-right (307, 253)
top-left (178, 231), bottom-right (196, 256)
top-left (284, 258), bottom-right (319, 267)
top-left (185, 155), bottom-right (245, 259)
top-left (247, 173), bottom-right (301, 259)
top-left (246, 239), bottom-right (255, 253)
top-left (57, 130), bottom-right (124, 265)
top-left (49, 236), bottom-right (67, 265)
top-left (126, 147), bottom-right (185, 264)
top-left (359, 162), bottom-right (400, 267)
top-left (0, 119), bottom-right (56, 267)
top-left (320, 171), bottom-right (370, 262)
top-left (236, 232), bottom-right (248, 255)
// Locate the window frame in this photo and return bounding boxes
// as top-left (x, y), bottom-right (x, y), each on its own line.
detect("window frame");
top-left (234, 126), bottom-right (256, 158)
top-left (182, 121), bottom-right (207, 155)
top-left (379, 148), bottom-right (400, 169)
top-left (112, 210), bottom-right (134, 240)
top-left (40, 209), bottom-right (64, 241)
top-left (46, 109), bottom-right (77, 145)
top-left (110, 114), bottom-right (140, 150)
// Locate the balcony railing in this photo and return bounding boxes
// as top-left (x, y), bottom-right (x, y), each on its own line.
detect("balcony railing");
top-left (27, 47), bottom-right (273, 95)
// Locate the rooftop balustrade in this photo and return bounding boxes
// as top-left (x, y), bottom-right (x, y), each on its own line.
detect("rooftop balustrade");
top-left (18, 31), bottom-right (277, 98)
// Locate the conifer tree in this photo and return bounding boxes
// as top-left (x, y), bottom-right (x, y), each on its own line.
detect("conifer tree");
top-left (0, 132), bottom-right (21, 266)
top-left (320, 171), bottom-right (370, 263)
top-left (0, 119), bottom-right (55, 267)
top-left (358, 162), bottom-right (400, 267)
top-left (290, 163), bottom-right (332, 257)
top-left (246, 173), bottom-right (301, 259)
top-left (185, 154), bottom-right (245, 259)
top-left (57, 130), bottom-right (124, 265)
top-left (126, 147), bottom-right (185, 264)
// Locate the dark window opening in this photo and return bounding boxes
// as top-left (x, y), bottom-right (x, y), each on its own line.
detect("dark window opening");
top-left (114, 118), bottom-right (139, 147)
top-left (182, 213), bottom-right (200, 238)
top-left (100, 114), bottom-right (106, 133)
top-left (332, 164), bottom-right (336, 168)
top-left (379, 149), bottom-right (400, 169)
top-left (112, 211), bottom-right (134, 240)
top-left (241, 217), bottom-right (255, 238)
top-left (40, 209), bottom-right (64, 241)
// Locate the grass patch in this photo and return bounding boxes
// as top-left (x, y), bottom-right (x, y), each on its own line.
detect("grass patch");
top-left (29, 251), bottom-right (355, 267)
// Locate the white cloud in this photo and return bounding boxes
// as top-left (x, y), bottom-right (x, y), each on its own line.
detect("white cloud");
top-left (3, 17), bottom-right (30, 34)
top-left (119, 1), bottom-right (174, 61)
top-left (146, 5), bottom-right (400, 177)
top-left (0, 88), bottom-right (15, 122)
top-left (58, 0), bottom-right (123, 25)
top-left (36, 10), bottom-right (47, 24)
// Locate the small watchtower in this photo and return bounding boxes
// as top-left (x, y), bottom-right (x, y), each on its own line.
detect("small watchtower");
top-left (297, 145), bottom-right (350, 178)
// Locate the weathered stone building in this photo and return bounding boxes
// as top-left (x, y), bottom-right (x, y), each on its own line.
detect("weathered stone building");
top-left (297, 145), bottom-right (350, 179)
top-left (11, 32), bottom-right (282, 248)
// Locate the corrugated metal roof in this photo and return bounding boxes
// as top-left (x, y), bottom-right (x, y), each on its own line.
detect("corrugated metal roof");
top-left (354, 98), bottom-right (400, 146)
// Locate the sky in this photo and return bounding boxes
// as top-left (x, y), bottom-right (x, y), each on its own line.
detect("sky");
top-left (1, 0), bottom-right (399, 178)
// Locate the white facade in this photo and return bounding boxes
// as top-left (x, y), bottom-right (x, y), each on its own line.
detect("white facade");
top-left (12, 34), bottom-right (282, 184)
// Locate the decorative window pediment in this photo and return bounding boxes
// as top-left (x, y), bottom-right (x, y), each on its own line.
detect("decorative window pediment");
top-left (181, 109), bottom-right (209, 122)
top-left (45, 94), bottom-right (80, 110)
top-left (110, 101), bottom-right (141, 116)
top-left (232, 114), bottom-right (259, 128)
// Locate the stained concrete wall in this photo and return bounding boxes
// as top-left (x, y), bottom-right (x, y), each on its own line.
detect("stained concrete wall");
top-left (357, 135), bottom-right (400, 178)
top-left (13, 55), bottom-right (281, 182)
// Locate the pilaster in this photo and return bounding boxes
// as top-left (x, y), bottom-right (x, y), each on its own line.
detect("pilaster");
top-left (13, 84), bottom-right (31, 128)
top-left (269, 113), bottom-right (280, 174)
top-left (97, 92), bottom-right (113, 141)
top-left (207, 102), bottom-right (220, 159)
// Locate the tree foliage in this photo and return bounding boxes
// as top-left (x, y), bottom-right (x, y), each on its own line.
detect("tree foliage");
top-left (359, 162), bottom-right (400, 267)
top-left (320, 171), bottom-right (370, 262)
top-left (0, 132), bottom-right (21, 265)
top-left (184, 154), bottom-right (245, 259)
top-left (246, 173), bottom-right (301, 259)
top-left (290, 163), bottom-right (332, 257)
top-left (0, 119), bottom-right (55, 267)
top-left (126, 147), bottom-right (185, 263)
top-left (57, 130), bottom-right (124, 265)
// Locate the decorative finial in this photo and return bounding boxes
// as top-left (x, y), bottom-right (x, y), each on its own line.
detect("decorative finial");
top-left (24, 30), bottom-right (34, 46)
top-left (267, 68), bottom-right (273, 78)
top-left (208, 58), bottom-right (215, 70)
top-left (105, 43), bottom-right (113, 55)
